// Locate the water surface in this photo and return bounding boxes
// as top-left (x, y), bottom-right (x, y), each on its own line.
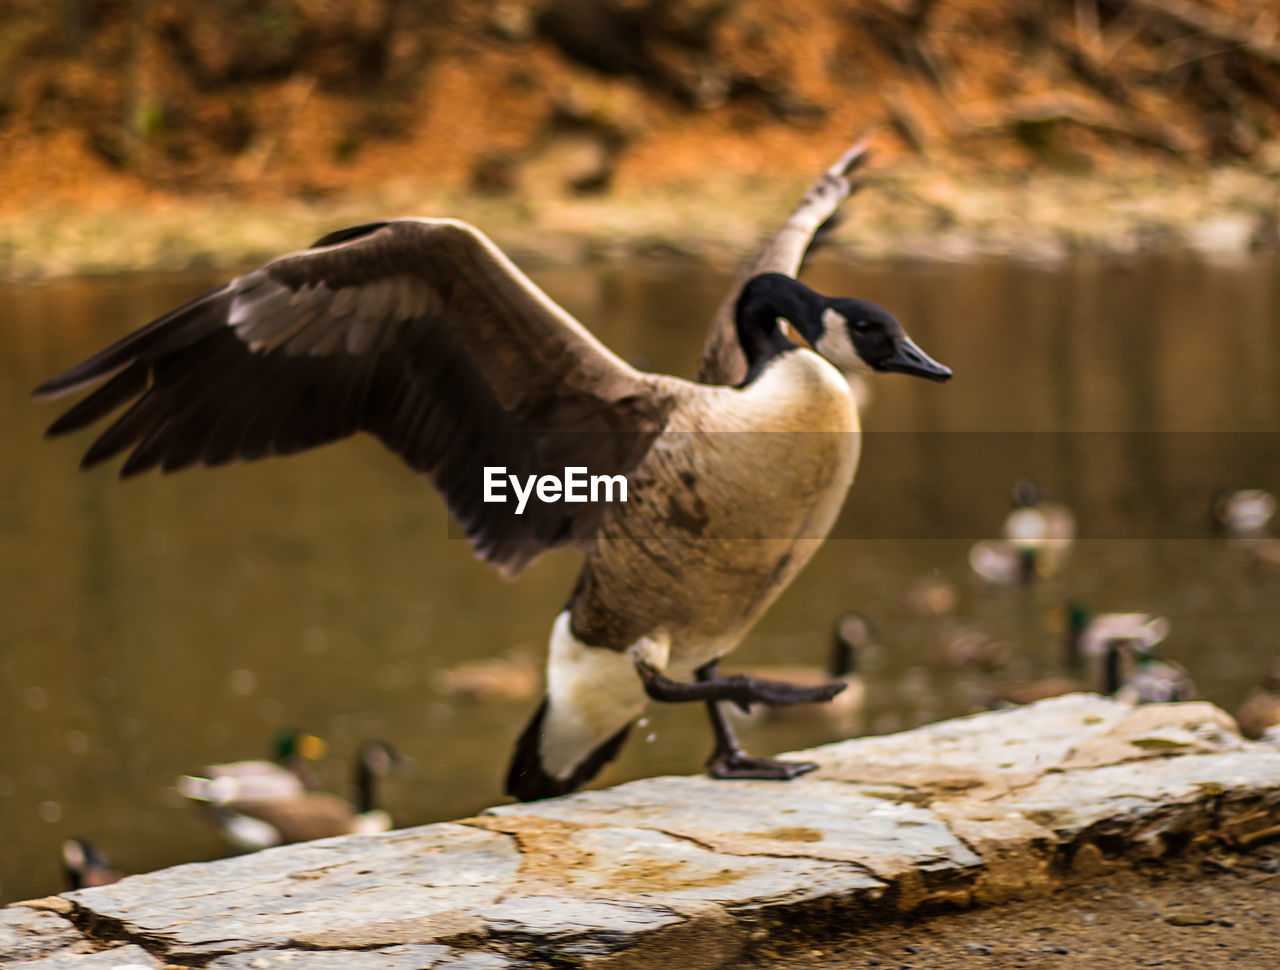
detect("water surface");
top-left (3, 253), bottom-right (1279, 903)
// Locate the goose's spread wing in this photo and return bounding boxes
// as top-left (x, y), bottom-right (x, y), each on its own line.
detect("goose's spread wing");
top-left (697, 139), bottom-right (872, 385)
top-left (36, 218), bottom-right (675, 576)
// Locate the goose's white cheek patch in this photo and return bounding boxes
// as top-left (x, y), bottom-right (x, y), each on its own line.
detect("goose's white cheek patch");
top-left (815, 308), bottom-right (868, 373)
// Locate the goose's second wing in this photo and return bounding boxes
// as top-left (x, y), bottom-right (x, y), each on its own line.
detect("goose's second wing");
top-left (697, 139), bottom-right (871, 385)
top-left (35, 218), bottom-right (676, 576)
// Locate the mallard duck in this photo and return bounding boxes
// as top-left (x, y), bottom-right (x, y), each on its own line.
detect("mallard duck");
top-left (434, 646), bottom-right (539, 702)
top-left (61, 838), bottom-right (122, 890)
top-left (1112, 642), bottom-right (1195, 705)
top-left (969, 479), bottom-right (1075, 584)
top-left (36, 142), bottom-right (952, 802)
top-left (1061, 602), bottom-right (1169, 666)
top-left (1210, 488), bottom-right (1276, 538)
top-left (183, 740), bottom-right (404, 851)
top-left (176, 728), bottom-right (327, 804)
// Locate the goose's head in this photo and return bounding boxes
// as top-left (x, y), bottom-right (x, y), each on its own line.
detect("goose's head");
top-left (357, 739), bottom-right (405, 776)
top-left (736, 274), bottom-right (952, 383)
top-left (811, 297), bottom-right (952, 382)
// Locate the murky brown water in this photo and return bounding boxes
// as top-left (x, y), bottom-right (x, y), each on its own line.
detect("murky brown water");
top-left (3, 254), bottom-right (1279, 903)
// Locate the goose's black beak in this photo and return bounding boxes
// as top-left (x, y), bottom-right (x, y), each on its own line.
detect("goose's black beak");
top-left (880, 336), bottom-right (952, 382)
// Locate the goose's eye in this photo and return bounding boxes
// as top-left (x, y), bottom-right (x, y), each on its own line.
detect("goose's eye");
top-left (852, 320), bottom-right (871, 334)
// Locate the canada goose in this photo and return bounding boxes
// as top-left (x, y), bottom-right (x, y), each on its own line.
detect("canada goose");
top-left (61, 837), bottom-right (122, 890)
top-left (183, 740), bottom-right (403, 851)
top-left (176, 728), bottom-right (327, 803)
top-left (991, 635), bottom-right (1129, 707)
top-left (1210, 488), bottom-right (1276, 537)
top-left (729, 611), bottom-right (872, 727)
top-left (969, 479), bottom-right (1074, 584)
top-left (435, 646), bottom-right (540, 702)
top-left (35, 143), bottom-right (951, 801)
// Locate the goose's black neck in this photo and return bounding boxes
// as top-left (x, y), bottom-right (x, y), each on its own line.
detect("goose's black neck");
top-left (354, 751), bottom-right (378, 815)
top-left (1102, 639), bottom-right (1126, 695)
top-left (829, 636), bottom-right (858, 678)
top-left (735, 274), bottom-right (824, 385)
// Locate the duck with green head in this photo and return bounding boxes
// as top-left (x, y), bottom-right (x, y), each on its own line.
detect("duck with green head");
top-left (177, 728), bottom-right (327, 805)
top-left (184, 740), bottom-right (405, 852)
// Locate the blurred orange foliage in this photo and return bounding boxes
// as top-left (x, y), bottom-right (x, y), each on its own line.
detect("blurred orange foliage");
top-left (1, 0), bottom-right (1278, 215)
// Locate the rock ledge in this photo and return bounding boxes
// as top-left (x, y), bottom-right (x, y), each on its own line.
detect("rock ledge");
top-left (7, 696), bottom-right (1279, 969)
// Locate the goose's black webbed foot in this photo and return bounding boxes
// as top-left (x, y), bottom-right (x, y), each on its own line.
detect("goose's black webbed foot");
top-left (634, 659), bottom-right (847, 712)
top-left (749, 677), bottom-right (848, 707)
top-left (707, 751), bottom-right (820, 781)
top-left (691, 658), bottom-right (826, 783)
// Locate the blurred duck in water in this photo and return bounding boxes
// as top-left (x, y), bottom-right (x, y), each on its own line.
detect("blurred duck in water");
top-left (61, 838), bottom-right (122, 891)
top-left (1210, 488), bottom-right (1276, 538)
top-left (969, 479), bottom-right (1075, 584)
top-left (899, 572), bottom-right (958, 617)
top-left (1061, 602), bottom-right (1169, 667)
top-left (927, 622), bottom-right (1010, 672)
top-left (1112, 641), bottom-right (1195, 704)
top-left (435, 646), bottom-right (540, 702)
top-left (1208, 489), bottom-right (1280, 568)
top-left (182, 740), bottom-right (404, 851)
top-left (178, 728), bottom-right (327, 804)
top-left (989, 636), bottom-right (1124, 707)
top-left (992, 635), bottom-right (1188, 707)
top-left (1235, 651), bottom-right (1280, 740)
top-left (729, 611), bottom-right (872, 729)
top-left (1243, 540), bottom-right (1280, 569)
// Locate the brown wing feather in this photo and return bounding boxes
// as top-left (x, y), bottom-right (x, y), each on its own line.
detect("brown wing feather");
top-left (35, 219), bottom-right (676, 576)
top-left (697, 139), bottom-right (873, 385)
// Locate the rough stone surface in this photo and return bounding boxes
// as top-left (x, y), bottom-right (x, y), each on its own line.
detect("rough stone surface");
top-left (564, 825), bottom-right (884, 910)
top-left (0, 907), bottom-right (87, 964)
top-left (487, 775), bottom-right (980, 881)
top-left (61, 825), bottom-right (519, 959)
top-left (11, 697), bottom-right (1280, 969)
top-left (9, 943), bottom-right (164, 969)
top-left (206, 945), bottom-right (516, 969)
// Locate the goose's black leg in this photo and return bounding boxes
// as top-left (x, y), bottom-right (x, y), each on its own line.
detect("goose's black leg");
top-left (694, 660), bottom-right (821, 780)
top-left (633, 659), bottom-right (846, 711)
